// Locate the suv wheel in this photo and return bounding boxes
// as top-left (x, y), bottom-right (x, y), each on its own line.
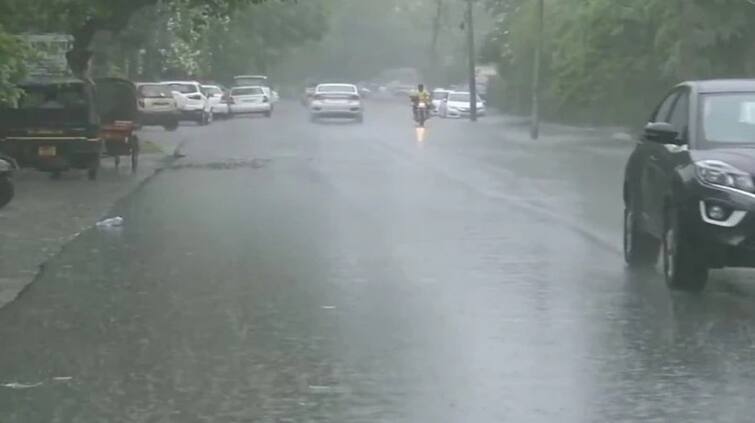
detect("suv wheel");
top-left (663, 208), bottom-right (708, 291)
top-left (623, 205), bottom-right (660, 266)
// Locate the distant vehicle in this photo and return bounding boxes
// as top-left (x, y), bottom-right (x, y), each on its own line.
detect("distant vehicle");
top-left (233, 75), bottom-right (269, 88)
top-left (302, 85), bottom-right (317, 106)
top-left (624, 79), bottom-right (755, 291)
top-left (309, 83), bottom-right (364, 123)
top-left (136, 83), bottom-right (179, 131)
top-left (431, 89), bottom-right (450, 115)
top-left (0, 154), bottom-right (16, 209)
top-left (438, 91), bottom-right (486, 118)
top-left (164, 81), bottom-right (212, 125)
top-left (202, 84), bottom-right (232, 118)
top-left (229, 86), bottom-right (272, 117)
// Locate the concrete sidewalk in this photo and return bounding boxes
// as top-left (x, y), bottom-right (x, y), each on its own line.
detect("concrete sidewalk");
top-left (0, 127), bottom-right (185, 309)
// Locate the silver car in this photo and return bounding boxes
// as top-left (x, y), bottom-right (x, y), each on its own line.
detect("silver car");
top-left (309, 83), bottom-right (364, 123)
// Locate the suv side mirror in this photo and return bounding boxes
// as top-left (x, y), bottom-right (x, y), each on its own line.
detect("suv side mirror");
top-left (644, 122), bottom-right (680, 144)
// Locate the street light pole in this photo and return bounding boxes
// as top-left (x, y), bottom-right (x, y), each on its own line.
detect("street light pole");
top-left (466, 0), bottom-right (477, 122)
top-left (530, 0), bottom-right (544, 139)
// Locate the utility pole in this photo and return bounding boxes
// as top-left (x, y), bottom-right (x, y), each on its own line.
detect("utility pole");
top-left (530, 0), bottom-right (544, 139)
top-left (466, 0), bottom-right (477, 122)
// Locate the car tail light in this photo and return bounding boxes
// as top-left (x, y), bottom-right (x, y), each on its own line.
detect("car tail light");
top-left (314, 94), bottom-right (324, 101)
top-left (262, 96), bottom-right (269, 103)
top-left (350, 94), bottom-right (360, 100)
top-left (187, 94), bottom-right (202, 100)
top-left (138, 99), bottom-right (145, 108)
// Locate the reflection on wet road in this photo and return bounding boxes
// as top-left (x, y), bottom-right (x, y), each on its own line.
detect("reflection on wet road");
top-left (1, 103), bottom-right (755, 422)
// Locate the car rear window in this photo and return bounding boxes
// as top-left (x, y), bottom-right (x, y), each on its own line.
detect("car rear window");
top-left (168, 84), bottom-right (198, 94)
top-left (318, 85), bottom-right (357, 94)
top-left (139, 84), bottom-right (171, 98)
top-left (232, 87), bottom-right (263, 96)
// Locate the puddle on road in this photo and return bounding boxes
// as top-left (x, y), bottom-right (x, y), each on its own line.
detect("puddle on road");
top-left (167, 158), bottom-right (270, 171)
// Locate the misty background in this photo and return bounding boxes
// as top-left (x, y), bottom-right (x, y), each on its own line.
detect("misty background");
top-left (3, 0), bottom-right (755, 126)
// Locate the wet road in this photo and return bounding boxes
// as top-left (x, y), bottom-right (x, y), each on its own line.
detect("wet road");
top-left (2, 102), bottom-right (755, 422)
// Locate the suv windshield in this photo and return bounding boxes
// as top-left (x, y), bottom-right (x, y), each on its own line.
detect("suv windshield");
top-left (701, 93), bottom-right (755, 146)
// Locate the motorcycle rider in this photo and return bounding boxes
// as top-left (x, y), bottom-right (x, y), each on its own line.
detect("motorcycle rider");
top-left (410, 84), bottom-right (432, 121)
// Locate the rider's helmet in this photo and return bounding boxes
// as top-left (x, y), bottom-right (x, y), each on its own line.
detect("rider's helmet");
top-left (417, 84), bottom-right (425, 92)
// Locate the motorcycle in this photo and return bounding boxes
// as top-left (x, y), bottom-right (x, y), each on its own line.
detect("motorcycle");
top-left (411, 95), bottom-right (432, 128)
top-left (0, 154), bottom-right (16, 209)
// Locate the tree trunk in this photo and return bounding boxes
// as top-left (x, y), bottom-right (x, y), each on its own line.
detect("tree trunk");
top-left (66, 19), bottom-right (98, 81)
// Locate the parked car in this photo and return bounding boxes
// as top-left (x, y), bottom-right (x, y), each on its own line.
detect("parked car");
top-left (202, 84), bottom-right (232, 118)
top-left (624, 79), bottom-right (755, 291)
top-left (438, 91), bottom-right (486, 118)
top-left (229, 86), bottom-right (272, 117)
top-left (0, 154), bottom-right (16, 209)
top-left (164, 81), bottom-right (212, 125)
top-left (431, 89), bottom-right (450, 115)
top-left (309, 83), bottom-right (364, 123)
top-left (136, 82), bottom-right (179, 130)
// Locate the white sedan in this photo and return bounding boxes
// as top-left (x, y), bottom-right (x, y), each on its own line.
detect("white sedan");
top-left (229, 86), bottom-right (272, 117)
top-left (439, 91), bottom-right (486, 118)
top-left (309, 83), bottom-right (364, 123)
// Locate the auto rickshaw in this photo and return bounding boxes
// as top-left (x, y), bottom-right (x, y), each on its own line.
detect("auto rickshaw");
top-left (96, 78), bottom-right (140, 172)
top-left (0, 78), bottom-right (103, 179)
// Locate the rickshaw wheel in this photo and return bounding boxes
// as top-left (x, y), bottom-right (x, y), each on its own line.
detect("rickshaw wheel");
top-left (130, 136), bottom-right (140, 173)
top-left (0, 177), bottom-right (12, 208)
top-left (87, 158), bottom-right (100, 181)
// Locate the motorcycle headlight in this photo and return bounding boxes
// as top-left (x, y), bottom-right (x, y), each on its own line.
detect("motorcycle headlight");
top-left (696, 160), bottom-right (755, 193)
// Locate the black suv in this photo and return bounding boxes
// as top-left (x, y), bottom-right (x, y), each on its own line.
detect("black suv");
top-left (624, 80), bottom-right (755, 291)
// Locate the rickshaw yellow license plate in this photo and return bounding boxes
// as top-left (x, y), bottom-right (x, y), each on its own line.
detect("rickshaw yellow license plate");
top-left (38, 146), bottom-right (56, 157)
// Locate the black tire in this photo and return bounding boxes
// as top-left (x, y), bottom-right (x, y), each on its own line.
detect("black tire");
top-left (130, 136), bottom-right (140, 173)
top-left (663, 208), bottom-right (709, 291)
top-left (310, 115), bottom-right (317, 123)
top-left (87, 158), bottom-right (100, 181)
top-left (264, 111), bottom-right (272, 118)
top-left (164, 119), bottom-right (179, 131)
top-left (356, 115), bottom-right (364, 123)
top-left (0, 177), bottom-right (13, 209)
top-left (623, 206), bottom-right (660, 267)
top-left (50, 171), bottom-right (62, 180)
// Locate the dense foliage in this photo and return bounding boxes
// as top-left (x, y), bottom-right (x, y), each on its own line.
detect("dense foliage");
top-left (483, 0), bottom-right (755, 126)
top-left (0, 0), bottom-right (327, 96)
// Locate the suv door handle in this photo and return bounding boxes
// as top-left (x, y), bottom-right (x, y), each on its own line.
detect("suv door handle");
top-left (649, 154), bottom-right (659, 162)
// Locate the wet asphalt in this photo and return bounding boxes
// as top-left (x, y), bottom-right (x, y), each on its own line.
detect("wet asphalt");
top-left (2, 102), bottom-right (755, 422)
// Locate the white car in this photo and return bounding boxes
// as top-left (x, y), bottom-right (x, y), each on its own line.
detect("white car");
top-left (229, 86), bottom-right (272, 117)
top-left (135, 82), bottom-right (180, 130)
top-left (431, 89), bottom-right (450, 115)
top-left (309, 83), bottom-right (364, 123)
top-left (439, 91), bottom-right (486, 118)
top-left (202, 85), bottom-right (232, 118)
top-left (165, 81), bottom-right (212, 125)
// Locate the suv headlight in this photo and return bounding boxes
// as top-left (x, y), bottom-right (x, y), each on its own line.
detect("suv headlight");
top-left (696, 160), bottom-right (755, 193)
